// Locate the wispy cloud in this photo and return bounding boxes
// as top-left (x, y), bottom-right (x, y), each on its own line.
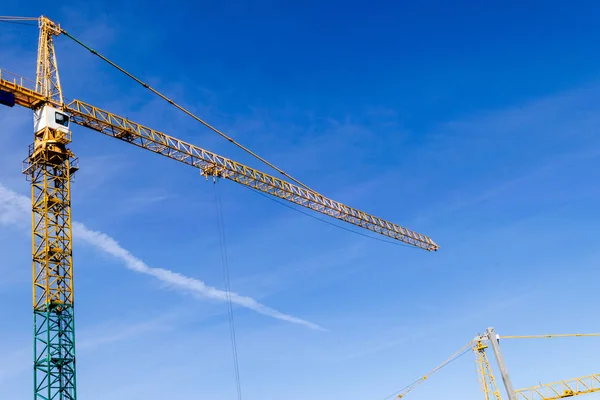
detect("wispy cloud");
top-left (0, 183), bottom-right (325, 331)
top-left (74, 224), bottom-right (325, 330)
top-left (0, 184), bottom-right (29, 225)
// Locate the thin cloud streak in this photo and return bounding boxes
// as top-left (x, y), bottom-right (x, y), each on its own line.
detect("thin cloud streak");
top-left (74, 224), bottom-right (325, 330)
top-left (0, 183), bottom-right (325, 331)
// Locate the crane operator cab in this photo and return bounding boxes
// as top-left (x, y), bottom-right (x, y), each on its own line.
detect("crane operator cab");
top-left (32, 105), bottom-right (72, 157)
top-left (34, 105), bottom-right (70, 134)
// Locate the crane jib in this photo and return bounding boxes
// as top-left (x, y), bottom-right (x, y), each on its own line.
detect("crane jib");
top-left (64, 99), bottom-right (439, 251)
top-left (0, 74), bottom-right (439, 251)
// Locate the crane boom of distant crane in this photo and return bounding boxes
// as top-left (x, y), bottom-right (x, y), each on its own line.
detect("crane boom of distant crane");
top-left (515, 374), bottom-right (600, 400)
top-left (389, 329), bottom-right (600, 400)
top-left (501, 333), bottom-right (600, 399)
top-left (484, 330), bottom-right (600, 400)
top-left (0, 70), bottom-right (439, 251)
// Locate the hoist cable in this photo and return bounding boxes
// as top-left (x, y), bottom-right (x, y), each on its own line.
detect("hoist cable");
top-left (212, 180), bottom-right (243, 400)
top-left (60, 28), bottom-right (320, 196)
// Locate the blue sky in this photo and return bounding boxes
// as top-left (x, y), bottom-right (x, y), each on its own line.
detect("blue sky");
top-left (1, 1), bottom-right (600, 399)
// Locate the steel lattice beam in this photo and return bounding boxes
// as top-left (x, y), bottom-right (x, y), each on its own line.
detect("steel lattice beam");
top-left (65, 99), bottom-right (439, 251)
top-left (24, 133), bottom-right (78, 399)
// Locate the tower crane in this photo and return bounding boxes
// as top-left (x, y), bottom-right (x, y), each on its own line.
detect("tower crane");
top-left (0, 15), bottom-right (439, 400)
top-left (390, 328), bottom-right (600, 400)
top-left (491, 330), bottom-right (600, 400)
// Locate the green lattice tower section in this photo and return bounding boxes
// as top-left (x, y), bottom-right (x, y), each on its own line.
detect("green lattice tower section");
top-left (24, 123), bottom-right (79, 400)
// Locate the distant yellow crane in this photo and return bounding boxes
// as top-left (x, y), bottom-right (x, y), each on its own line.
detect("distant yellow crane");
top-left (0, 15), bottom-right (439, 400)
top-left (479, 329), bottom-right (600, 400)
top-left (498, 332), bottom-right (600, 400)
top-left (390, 328), bottom-right (600, 400)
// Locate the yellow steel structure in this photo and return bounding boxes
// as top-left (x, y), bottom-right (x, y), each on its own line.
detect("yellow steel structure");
top-left (390, 330), bottom-right (600, 400)
top-left (474, 337), bottom-right (503, 400)
top-left (501, 333), bottom-right (600, 400)
top-left (0, 74), bottom-right (439, 251)
top-left (19, 16), bottom-right (79, 399)
top-left (0, 14), bottom-right (440, 400)
top-left (481, 332), bottom-right (600, 400)
top-left (515, 374), bottom-right (600, 400)
top-left (35, 17), bottom-right (62, 104)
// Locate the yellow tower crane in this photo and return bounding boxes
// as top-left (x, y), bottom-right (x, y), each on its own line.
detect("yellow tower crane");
top-left (500, 332), bottom-right (600, 400)
top-left (0, 15), bottom-right (439, 400)
top-left (389, 328), bottom-right (600, 400)
top-left (474, 329), bottom-right (600, 400)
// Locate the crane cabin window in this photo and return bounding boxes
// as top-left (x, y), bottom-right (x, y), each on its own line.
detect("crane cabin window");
top-left (55, 111), bottom-right (69, 127)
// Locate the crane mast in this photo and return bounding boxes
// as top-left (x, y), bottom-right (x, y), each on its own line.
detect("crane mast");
top-left (487, 327), bottom-right (517, 400)
top-left (474, 335), bottom-right (503, 400)
top-left (0, 15), bottom-right (440, 400)
top-left (22, 16), bottom-right (78, 400)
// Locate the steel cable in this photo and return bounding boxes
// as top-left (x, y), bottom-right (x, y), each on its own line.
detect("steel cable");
top-left (213, 179), bottom-right (243, 400)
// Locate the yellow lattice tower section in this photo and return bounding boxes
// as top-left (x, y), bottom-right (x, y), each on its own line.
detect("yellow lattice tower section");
top-left (474, 337), bottom-right (503, 400)
top-left (22, 16), bottom-right (79, 400)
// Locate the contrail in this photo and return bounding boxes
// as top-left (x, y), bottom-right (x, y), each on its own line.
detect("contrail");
top-left (0, 183), bottom-right (325, 331)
